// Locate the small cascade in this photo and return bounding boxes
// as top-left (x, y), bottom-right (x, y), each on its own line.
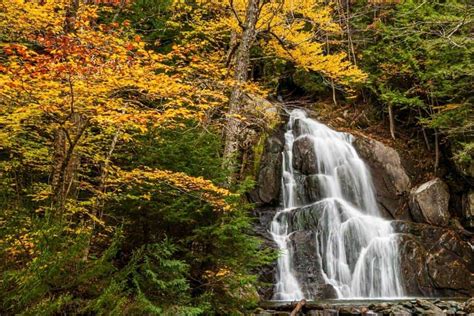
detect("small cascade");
top-left (270, 109), bottom-right (404, 300)
top-left (270, 112), bottom-right (304, 301)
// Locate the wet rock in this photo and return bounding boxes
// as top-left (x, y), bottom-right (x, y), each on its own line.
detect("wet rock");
top-left (304, 174), bottom-right (322, 203)
top-left (292, 136), bottom-right (318, 175)
top-left (393, 220), bottom-right (474, 297)
top-left (338, 306), bottom-right (352, 315)
top-left (252, 207), bottom-right (279, 300)
top-left (409, 178), bottom-right (450, 227)
top-left (293, 118), bottom-right (304, 137)
top-left (284, 229), bottom-right (339, 300)
top-left (427, 248), bottom-right (472, 291)
top-left (288, 204), bottom-right (323, 231)
top-left (316, 284), bottom-right (338, 300)
top-left (293, 174), bottom-right (309, 206)
top-left (339, 306), bottom-right (361, 315)
top-left (415, 299), bottom-right (444, 314)
top-left (389, 308), bottom-right (411, 315)
top-left (253, 133), bottom-right (284, 205)
top-left (287, 230), bottom-right (337, 299)
top-left (463, 297), bottom-right (474, 313)
top-left (353, 136), bottom-right (412, 220)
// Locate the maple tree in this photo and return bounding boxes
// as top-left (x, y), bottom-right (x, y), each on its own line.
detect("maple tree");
top-left (0, 1), bottom-right (269, 314)
top-left (172, 0), bottom-right (367, 181)
top-left (0, 0), bottom-right (228, 215)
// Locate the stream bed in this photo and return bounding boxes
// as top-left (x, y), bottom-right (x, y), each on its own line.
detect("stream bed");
top-left (257, 298), bottom-right (473, 315)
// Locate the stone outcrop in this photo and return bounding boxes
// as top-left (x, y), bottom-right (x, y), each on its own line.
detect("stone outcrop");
top-left (463, 191), bottom-right (474, 229)
top-left (249, 128), bottom-right (284, 298)
top-left (250, 130), bottom-right (284, 206)
top-left (292, 136), bottom-right (318, 175)
top-left (289, 231), bottom-right (338, 300)
top-left (353, 136), bottom-right (412, 220)
top-left (252, 207), bottom-right (279, 300)
top-left (409, 178), bottom-right (450, 227)
top-left (393, 220), bottom-right (474, 297)
top-left (253, 113), bottom-right (473, 301)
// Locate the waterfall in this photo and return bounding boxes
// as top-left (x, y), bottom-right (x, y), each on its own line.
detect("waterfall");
top-left (270, 109), bottom-right (404, 300)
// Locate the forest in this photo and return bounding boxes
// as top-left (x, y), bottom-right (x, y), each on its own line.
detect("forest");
top-left (0, 0), bottom-right (472, 315)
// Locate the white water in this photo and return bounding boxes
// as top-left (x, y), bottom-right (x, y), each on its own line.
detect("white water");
top-left (270, 109), bottom-right (404, 300)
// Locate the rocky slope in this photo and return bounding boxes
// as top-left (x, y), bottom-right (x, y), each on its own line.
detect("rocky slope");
top-left (251, 112), bottom-right (474, 300)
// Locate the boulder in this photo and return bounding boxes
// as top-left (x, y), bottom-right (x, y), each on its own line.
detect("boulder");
top-left (409, 178), bottom-right (450, 227)
top-left (393, 220), bottom-right (474, 297)
top-left (464, 297), bottom-right (474, 314)
top-left (288, 230), bottom-right (338, 299)
top-left (304, 174), bottom-right (322, 203)
top-left (252, 132), bottom-right (284, 205)
top-left (353, 136), bottom-right (412, 220)
top-left (292, 136), bottom-right (318, 175)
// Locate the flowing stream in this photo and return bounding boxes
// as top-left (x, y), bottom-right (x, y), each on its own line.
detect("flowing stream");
top-left (270, 109), bottom-right (404, 300)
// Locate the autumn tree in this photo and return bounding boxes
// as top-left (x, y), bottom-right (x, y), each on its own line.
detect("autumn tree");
top-left (0, 0), bottom-right (227, 217)
top-left (186, 0), bottom-right (366, 183)
top-left (0, 1), bottom-right (271, 313)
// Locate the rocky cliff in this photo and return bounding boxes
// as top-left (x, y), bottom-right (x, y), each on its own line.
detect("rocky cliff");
top-left (252, 113), bottom-right (474, 300)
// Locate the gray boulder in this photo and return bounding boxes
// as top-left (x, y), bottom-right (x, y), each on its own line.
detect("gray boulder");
top-left (304, 174), bottom-right (322, 203)
top-left (252, 133), bottom-right (284, 205)
top-left (409, 178), bottom-right (450, 227)
top-left (288, 230), bottom-right (338, 299)
top-left (353, 136), bottom-right (412, 219)
top-left (292, 136), bottom-right (318, 175)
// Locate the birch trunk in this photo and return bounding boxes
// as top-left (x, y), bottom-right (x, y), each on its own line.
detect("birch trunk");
top-left (388, 104), bottom-right (396, 140)
top-left (223, 0), bottom-right (259, 184)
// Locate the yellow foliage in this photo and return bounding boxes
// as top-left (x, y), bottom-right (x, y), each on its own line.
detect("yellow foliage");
top-left (113, 168), bottom-right (234, 211)
top-left (0, 1), bottom-right (225, 139)
top-left (188, 0), bottom-right (366, 85)
top-left (0, 1), bottom-right (232, 218)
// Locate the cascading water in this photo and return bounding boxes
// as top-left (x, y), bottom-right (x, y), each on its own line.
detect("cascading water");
top-left (270, 109), bottom-right (404, 300)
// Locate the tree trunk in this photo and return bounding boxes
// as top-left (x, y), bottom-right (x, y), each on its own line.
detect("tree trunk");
top-left (222, 0), bottom-right (259, 185)
top-left (388, 104), bottom-right (396, 140)
top-left (64, 0), bottom-right (80, 33)
top-left (50, 0), bottom-right (84, 217)
top-left (51, 113), bottom-right (88, 216)
top-left (434, 129), bottom-right (439, 173)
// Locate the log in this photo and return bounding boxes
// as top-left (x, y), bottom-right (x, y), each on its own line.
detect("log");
top-left (290, 299), bottom-right (306, 316)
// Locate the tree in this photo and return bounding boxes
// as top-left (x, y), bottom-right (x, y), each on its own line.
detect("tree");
top-left (0, 0), bottom-right (226, 218)
top-left (1, 1), bottom-right (272, 314)
top-left (203, 0), bottom-right (367, 183)
top-left (352, 0), bottom-right (473, 170)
